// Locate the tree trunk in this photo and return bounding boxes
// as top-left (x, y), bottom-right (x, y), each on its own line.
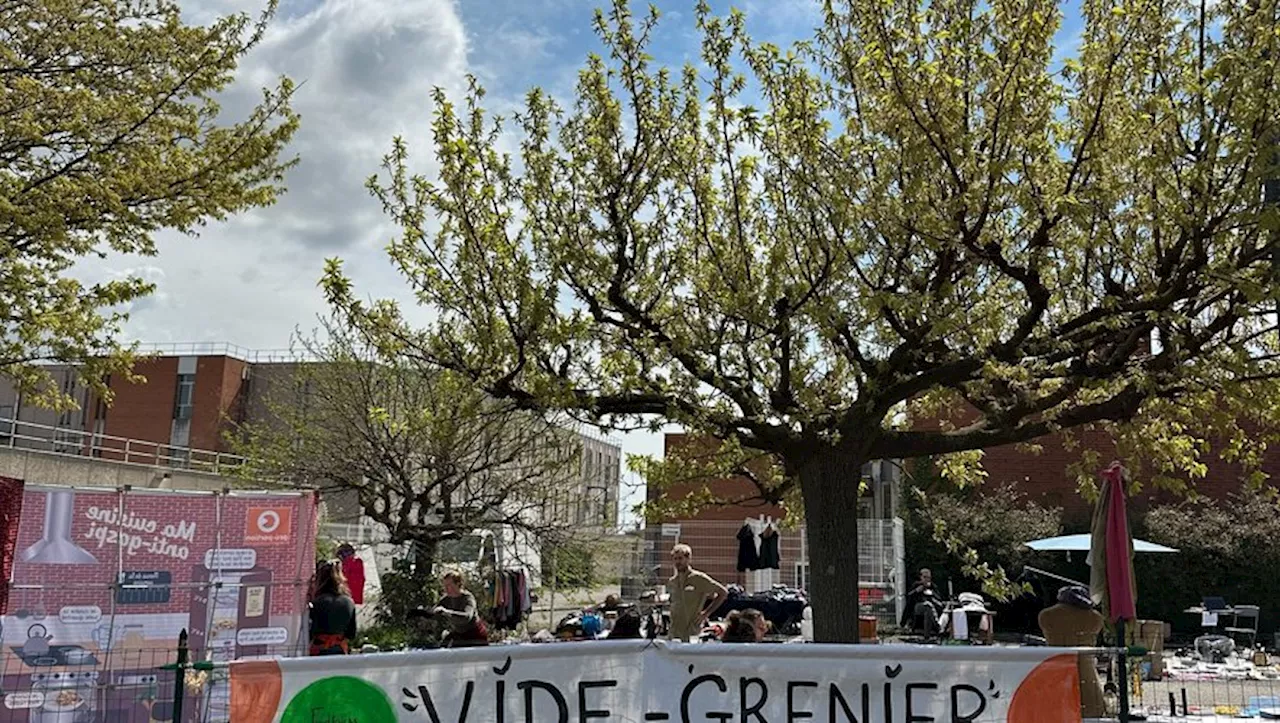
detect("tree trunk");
top-left (413, 538), bottom-right (439, 581)
top-left (797, 450), bottom-right (865, 643)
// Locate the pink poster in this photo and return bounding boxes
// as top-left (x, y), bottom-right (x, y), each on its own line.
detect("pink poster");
top-left (0, 482), bottom-right (316, 723)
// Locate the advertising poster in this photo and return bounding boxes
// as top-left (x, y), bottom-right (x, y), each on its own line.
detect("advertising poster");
top-left (0, 478), bottom-right (316, 723)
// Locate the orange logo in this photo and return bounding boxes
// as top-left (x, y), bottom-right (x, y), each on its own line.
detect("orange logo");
top-left (1008, 654), bottom-right (1082, 723)
top-left (245, 506), bottom-right (292, 545)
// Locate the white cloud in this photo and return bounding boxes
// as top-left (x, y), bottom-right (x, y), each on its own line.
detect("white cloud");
top-left (79, 0), bottom-right (469, 348)
top-left (69, 0), bottom-right (667, 491)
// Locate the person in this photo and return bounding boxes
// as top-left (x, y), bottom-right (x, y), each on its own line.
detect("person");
top-left (608, 607), bottom-right (644, 639)
top-left (722, 608), bottom-right (767, 643)
top-left (900, 568), bottom-right (943, 632)
top-left (1039, 585), bottom-right (1105, 718)
top-left (598, 593), bottom-right (625, 613)
top-left (309, 560), bottom-right (357, 655)
top-left (336, 543), bottom-right (365, 605)
top-left (433, 569), bottom-right (489, 647)
top-left (667, 544), bottom-right (728, 642)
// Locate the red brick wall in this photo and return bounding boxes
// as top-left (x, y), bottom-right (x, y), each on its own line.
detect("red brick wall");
top-left (653, 434), bottom-right (788, 521)
top-left (101, 357), bottom-right (179, 448)
top-left (659, 428), bottom-right (1280, 530)
top-left (653, 435), bottom-right (795, 584)
top-left (190, 356), bottom-right (247, 451)
top-left (973, 430), bottom-right (1280, 521)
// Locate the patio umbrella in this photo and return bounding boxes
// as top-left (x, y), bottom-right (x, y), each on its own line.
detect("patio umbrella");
top-left (1089, 461), bottom-right (1137, 720)
top-left (1025, 534), bottom-right (1177, 554)
top-left (1088, 461), bottom-right (1137, 622)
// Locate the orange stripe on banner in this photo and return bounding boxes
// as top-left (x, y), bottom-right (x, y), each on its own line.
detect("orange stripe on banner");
top-left (230, 660), bottom-right (283, 723)
top-left (1007, 654), bottom-right (1083, 723)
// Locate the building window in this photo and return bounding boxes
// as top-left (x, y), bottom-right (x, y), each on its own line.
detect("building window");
top-left (173, 374), bottom-right (195, 420)
top-left (57, 373), bottom-right (75, 427)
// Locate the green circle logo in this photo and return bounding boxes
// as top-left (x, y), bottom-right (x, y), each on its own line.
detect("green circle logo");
top-left (281, 676), bottom-right (397, 723)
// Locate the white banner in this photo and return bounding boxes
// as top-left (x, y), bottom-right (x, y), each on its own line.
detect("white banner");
top-left (230, 641), bottom-right (1082, 723)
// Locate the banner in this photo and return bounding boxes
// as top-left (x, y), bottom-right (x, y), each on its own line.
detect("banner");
top-left (0, 482), bottom-right (317, 722)
top-left (231, 641), bottom-right (1082, 723)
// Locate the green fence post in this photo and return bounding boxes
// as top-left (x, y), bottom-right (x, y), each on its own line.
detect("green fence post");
top-left (172, 629), bottom-right (188, 722)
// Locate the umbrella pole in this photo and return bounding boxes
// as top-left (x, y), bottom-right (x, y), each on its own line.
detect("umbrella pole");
top-left (1116, 618), bottom-right (1131, 722)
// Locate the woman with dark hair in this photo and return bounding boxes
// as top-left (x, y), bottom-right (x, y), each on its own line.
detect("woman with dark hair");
top-left (722, 608), bottom-right (767, 643)
top-left (433, 569), bottom-right (489, 647)
top-left (309, 560), bottom-right (357, 655)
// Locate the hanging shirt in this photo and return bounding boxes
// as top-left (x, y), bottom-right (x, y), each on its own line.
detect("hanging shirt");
top-left (736, 524), bottom-right (760, 572)
top-left (758, 526), bottom-right (781, 570)
top-left (340, 555), bottom-right (365, 605)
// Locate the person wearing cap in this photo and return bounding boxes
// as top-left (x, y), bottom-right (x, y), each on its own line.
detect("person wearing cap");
top-left (1039, 585), bottom-right (1105, 717)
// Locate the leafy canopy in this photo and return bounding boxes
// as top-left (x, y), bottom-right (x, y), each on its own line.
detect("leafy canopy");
top-left (0, 0), bottom-right (298, 408)
top-left (326, 0), bottom-right (1280, 500)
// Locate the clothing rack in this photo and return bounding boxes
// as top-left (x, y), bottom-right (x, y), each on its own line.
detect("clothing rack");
top-left (490, 568), bottom-right (532, 630)
top-left (736, 515), bottom-right (782, 590)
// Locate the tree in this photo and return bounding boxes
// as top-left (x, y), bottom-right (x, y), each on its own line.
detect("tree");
top-left (1, 0), bottom-right (298, 408)
top-left (322, 0), bottom-right (1280, 642)
top-left (904, 482), bottom-right (1062, 590)
top-left (1137, 488), bottom-right (1280, 634)
top-left (233, 318), bottom-right (589, 593)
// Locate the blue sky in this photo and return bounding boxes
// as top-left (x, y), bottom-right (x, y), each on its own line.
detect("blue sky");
top-left (87, 0), bottom-right (1088, 518)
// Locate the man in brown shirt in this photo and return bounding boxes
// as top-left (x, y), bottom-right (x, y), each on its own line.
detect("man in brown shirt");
top-left (667, 544), bottom-right (728, 642)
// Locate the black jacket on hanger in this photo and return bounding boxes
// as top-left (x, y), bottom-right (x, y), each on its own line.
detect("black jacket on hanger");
top-left (758, 526), bottom-right (781, 570)
top-left (736, 523), bottom-right (760, 571)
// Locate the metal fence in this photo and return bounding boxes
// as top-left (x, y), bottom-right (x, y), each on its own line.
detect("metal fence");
top-left (0, 418), bottom-right (248, 477)
top-left (1, 579), bottom-right (309, 723)
top-left (3, 628), bottom-right (1268, 722)
top-left (633, 518), bottom-right (906, 626)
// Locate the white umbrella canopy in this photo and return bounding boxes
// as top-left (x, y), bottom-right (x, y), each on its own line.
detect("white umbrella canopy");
top-left (1025, 533), bottom-right (1178, 554)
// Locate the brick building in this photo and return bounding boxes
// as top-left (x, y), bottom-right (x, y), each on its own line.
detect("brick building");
top-left (0, 344), bottom-right (260, 460)
top-left (647, 419), bottom-right (1280, 621)
top-left (959, 428), bottom-right (1280, 524)
top-left (0, 343), bottom-right (623, 532)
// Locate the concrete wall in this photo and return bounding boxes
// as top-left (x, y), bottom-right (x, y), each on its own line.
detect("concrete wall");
top-left (0, 447), bottom-right (249, 493)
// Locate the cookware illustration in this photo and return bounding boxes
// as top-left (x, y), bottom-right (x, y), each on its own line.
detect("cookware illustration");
top-left (31, 671), bottom-right (97, 723)
top-left (23, 624), bottom-right (52, 657)
top-left (21, 490), bottom-right (97, 565)
top-left (61, 647), bottom-right (93, 665)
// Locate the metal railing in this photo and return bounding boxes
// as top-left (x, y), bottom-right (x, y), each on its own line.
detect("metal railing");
top-left (0, 417), bottom-right (248, 477)
top-left (129, 341), bottom-right (309, 364)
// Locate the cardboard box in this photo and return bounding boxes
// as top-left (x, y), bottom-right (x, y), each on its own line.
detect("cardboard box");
top-left (859, 616), bottom-right (877, 641)
top-left (1129, 620), bottom-right (1166, 652)
top-left (1138, 654), bottom-right (1165, 681)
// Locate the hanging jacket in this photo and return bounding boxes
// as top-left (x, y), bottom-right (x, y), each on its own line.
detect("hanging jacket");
top-left (340, 554), bottom-right (366, 605)
top-left (758, 526), bottom-right (781, 570)
top-left (736, 523), bottom-right (760, 571)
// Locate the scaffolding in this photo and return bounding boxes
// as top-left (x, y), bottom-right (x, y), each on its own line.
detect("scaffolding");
top-left (1, 482), bottom-right (315, 723)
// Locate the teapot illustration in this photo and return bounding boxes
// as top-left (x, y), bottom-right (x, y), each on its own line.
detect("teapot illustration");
top-left (22, 623), bottom-right (52, 656)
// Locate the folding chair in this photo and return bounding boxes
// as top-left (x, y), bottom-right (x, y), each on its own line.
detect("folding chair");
top-left (1225, 605), bottom-right (1260, 648)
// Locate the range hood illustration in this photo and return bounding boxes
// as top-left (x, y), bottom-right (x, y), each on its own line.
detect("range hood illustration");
top-left (22, 490), bottom-right (97, 565)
